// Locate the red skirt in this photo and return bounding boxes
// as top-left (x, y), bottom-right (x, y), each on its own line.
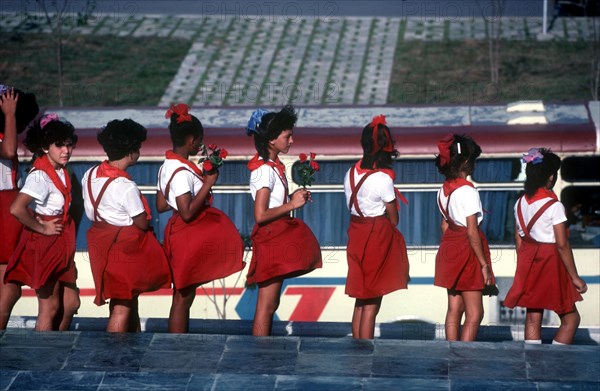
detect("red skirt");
top-left (434, 224), bottom-right (495, 291)
top-left (163, 207), bottom-right (245, 290)
top-left (345, 215), bottom-right (410, 299)
top-left (247, 217), bottom-right (322, 285)
top-left (503, 238), bottom-right (583, 314)
top-left (4, 216), bottom-right (77, 289)
top-left (87, 222), bottom-right (172, 306)
top-left (0, 190), bottom-right (23, 264)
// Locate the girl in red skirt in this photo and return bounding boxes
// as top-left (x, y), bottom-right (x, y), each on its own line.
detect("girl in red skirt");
top-left (246, 105), bottom-right (322, 336)
top-left (157, 104), bottom-right (244, 333)
top-left (434, 134), bottom-right (496, 341)
top-left (83, 119), bottom-right (171, 332)
top-left (4, 114), bottom-right (80, 331)
top-left (0, 86), bottom-right (38, 329)
top-left (343, 115), bottom-right (410, 339)
top-left (504, 148), bottom-right (587, 344)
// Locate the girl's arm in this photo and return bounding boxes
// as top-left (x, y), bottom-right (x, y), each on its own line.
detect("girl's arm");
top-left (384, 200), bottom-right (398, 226)
top-left (9, 192), bottom-right (63, 235)
top-left (155, 189), bottom-right (171, 213)
top-left (254, 187), bottom-right (308, 226)
top-left (175, 171), bottom-right (218, 223)
top-left (466, 213), bottom-right (492, 285)
top-left (554, 222), bottom-right (588, 293)
top-left (0, 90), bottom-right (18, 159)
top-left (514, 222), bottom-right (522, 250)
top-left (131, 212), bottom-right (149, 231)
top-left (440, 218), bottom-right (448, 235)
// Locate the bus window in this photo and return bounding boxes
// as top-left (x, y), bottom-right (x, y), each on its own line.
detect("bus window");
top-left (472, 159), bottom-right (522, 183)
top-left (296, 191), bottom-right (350, 246)
top-left (561, 157), bottom-right (600, 182)
top-left (479, 190), bottom-right (519, 245)
top-left (561, 186), bottom-right (600, 248)
top-left (216, 162), bottom-right (251, 185)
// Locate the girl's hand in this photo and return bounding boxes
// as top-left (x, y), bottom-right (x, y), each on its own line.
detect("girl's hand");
top-left (481, 264), bottom-right (492, 286)
top-left (573, 277), bottom-right (588, 294)
top-left (0, 88), bottom-right (18, 116)
top-left (290, 188), bottom-right (309, 209)
top-left (37, 217), bottom-right (63, 236)
top-left (203, 170), bottom-right (219, 187)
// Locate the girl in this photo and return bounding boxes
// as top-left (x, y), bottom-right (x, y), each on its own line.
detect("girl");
top-left (157, 104), bottom-right (244, 333)
top-left (82, 119), bottom-right (171, 332)
top-left (343, 115), bottom-right (410, 339)
top-left (0, 86), bottom-right (38, 329)
top-left (4, 114), bottom-right (80, 331)
top-left (504, 148), bottom-right (587, 345)
top-left (246, 105), bottom-right (322, 337)
top-left (434, 133), bottom-right (496, 342)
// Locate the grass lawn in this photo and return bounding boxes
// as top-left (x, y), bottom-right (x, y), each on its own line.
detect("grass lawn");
top-left (389, 40), bottom-right (593, 104)
top-left (0, 33), bottom-right (191, 107)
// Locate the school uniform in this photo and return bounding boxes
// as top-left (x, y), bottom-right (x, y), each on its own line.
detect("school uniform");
top-left (343, 161), bottom-right (409, 299)
top-left (4, 155), bottom-right (77, 288)
top-left (0, 149), bottom-right (23, 264)
top-left (246, 154), bottom-right (322, 285)
top-left (82, 161), bottom-right (171, 306)
top-left (504, 188), bottom-right (583, 314)
top-left (158, 151), bottom-right (244, 290)
top-left (434, 178), bottom-right (496, 291)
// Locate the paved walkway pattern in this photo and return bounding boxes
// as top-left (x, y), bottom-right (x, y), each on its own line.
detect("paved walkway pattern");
top-left (1, 13), bottom-right (597, 107)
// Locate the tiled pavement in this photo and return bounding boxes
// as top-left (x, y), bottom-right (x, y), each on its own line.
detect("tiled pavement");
top-left (0, 13), bottom-right (596, 106)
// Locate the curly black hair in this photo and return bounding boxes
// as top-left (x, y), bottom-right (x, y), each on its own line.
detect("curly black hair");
top-left (360, 122), bottom-right (398, 170)
top-left (524, 149), bottom-right (561, 196)
top-left (435, 134), bottom-right (481, 179)
top-left (97, 119), bottom-right (147, 161)
top-left (24, 118), bottom-right (77, 157)
top-left (168, 113), bottom-right (203, 148)
top-left (0, 88), bottom-right (39, 134)
top-left (252, 105), bottom-right (297, 161)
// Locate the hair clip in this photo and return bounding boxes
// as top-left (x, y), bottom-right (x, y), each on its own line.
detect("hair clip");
top-left (40, 113), bottom-right (59, 129)
top-left (246, 108), bottom-right (269, 136)
top-left (457, 142), bottom-right (461, 155)
top-left (522, 148), bottom-right (544, 165)
top-left (165, 103), bottom-right (192, 123)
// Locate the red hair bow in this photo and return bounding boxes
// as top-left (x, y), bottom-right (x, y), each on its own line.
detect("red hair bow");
top-left (165, 103), bottom-right (192, 123)
top-left (437, 133), bottom-right (454, 167)
top-left (370, 114), bottom-right (393, 155)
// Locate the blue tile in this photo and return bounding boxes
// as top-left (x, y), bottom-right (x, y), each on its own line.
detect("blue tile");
top-left (449, 358), bottom-right (527, 380)
top-left (75, 331), bottom-right (153, 350)
top-left (299, 338), bottom-right (374, 355)
top-left (225, 335), bottom-right (300, 352)
top-left (295, 353), bottom-right (372, 376)
top-left (364, 377), bottom-right (450, 391)
top-left (451, 379), bottom-right (537, 390)
top-left (63, 347), bottom-right (145, 371)
top-left (140, 350), bottom-right (220, 373)
top-left (449, 341), bottom-right (525, 360)
top-left (0, 330), bottom-right (79, 348)
top-left (98, 372), bottom-right (193, 390)
top-left (148, 333), bottom-right (227, 352)
top-left (213, 373), bottom-right (276, 390)
top-left (8, 371), bottom-right (105, 391)
top-left (371, 355), bottom-right (449, 378)
top-left (185, 374), bottom-right (218, 391)
top-left (218, 351), bottom-right (297, 375)
top-left (0, 370), bottom-right (18, 391)
top-left (374, 340), bottom-right (450, 359)
top-left (536, 381), bottom-right (600, 390)
top-left (274, 375), bottom-right (363, 391)
top-left (0, 347), bottom-right (71, 370)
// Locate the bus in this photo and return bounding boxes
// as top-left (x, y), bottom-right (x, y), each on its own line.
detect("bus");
top-left (10, 102), bottom-right (600, 329)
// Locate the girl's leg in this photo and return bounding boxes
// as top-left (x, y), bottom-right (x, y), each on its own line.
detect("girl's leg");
top-left (0, 265), bottom-right (22, 329)
top-left (460, 290), bottom-right (484, 342)
top-left (445, 291), bottom-right (465, 341)
top-left (524, 308), bottom-right (543, 342)
top-left (36, 280), bottom-right (61, 331)
top-left (357, 297), bottom-right (382, 339)
top-left (351, 299), bottom-right (364, 339)
top-left (57, 283), bottom-right (80, 331)
top-left (554, 307), bottom-right (581, 345)
top-left (252, 278), bottom-right (283, 336)
top-left (107, 298), bottom-right (135, 333)
top-left (168, 285), bottom-right (197, 333)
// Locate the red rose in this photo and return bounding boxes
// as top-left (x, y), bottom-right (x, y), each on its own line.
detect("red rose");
top-left (208, 143), bottom-right (218, 150)
top-left (219, 148), bottom-right (229, 159)
top-left (310, 160), bottom-right (320, 171)
top-left (299, 153), bottom-right (307, 163)
top-left (203, 160), bottom-right (213, 172)
top-left (310, 152), bottom-right (316, 160)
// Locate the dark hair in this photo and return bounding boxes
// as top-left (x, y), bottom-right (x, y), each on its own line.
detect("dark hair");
top-left (524, 148), bottom-right (561, 196)
top-left (24, 118), bottom-right (77, 157)
top-left (0, 88), bottom-right (39, 134)
top-left (97, 119), bottom-right (147, 161)
top-left (435, 134), bottom-right (482, 179)
top-left (360, 122), bottom-right (397, 169)
top-left (168, 113), bottom-right (203, 148)
top-left (252, 105), bottom-right (297, 161)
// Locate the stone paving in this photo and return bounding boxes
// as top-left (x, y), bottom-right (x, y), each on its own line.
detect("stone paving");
top-left (1, 12), bottom-right (597, 107)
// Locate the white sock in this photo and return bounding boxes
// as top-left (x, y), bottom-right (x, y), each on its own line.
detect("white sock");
top-left (524, 339), bottom-right (542, 344)
top-left (552, 340), bottom-right (567, 345)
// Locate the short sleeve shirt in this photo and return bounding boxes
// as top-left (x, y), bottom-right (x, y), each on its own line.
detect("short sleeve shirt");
top-left (20, 169), bottom-right (66, 216)
top-left (343, 168), bottom-right (396, 217)
top-left (249, 162), bottom-right (287, 207)
top-left (437, 185), bottom-right (483, 227)
top-left (515, 197), bottom-right (567, 243)
top-left (158, 159), bottom-right (204, 211)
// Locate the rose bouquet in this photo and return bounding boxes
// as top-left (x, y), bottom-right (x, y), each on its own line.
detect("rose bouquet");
top-left (199, 143), bottom-right (228, 173)
top-left (297, 152), bottom-right (320, 188)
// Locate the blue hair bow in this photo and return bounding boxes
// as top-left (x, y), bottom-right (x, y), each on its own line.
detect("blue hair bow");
top-left (246, 108), bottom-right (269, 136)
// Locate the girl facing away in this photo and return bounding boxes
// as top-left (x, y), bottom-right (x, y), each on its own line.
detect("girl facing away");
top-left (0, 86), bottom-right (39, 329)
top-left (434, 133), bottom-right (497, 342)
top-left (82, 119), bottom-right (171, 332)
top-left (157, 104), bottom-right (244, 333)
top-left (4, 114), bottom-right (80, 331)
top-left (504, 148), bottom-right (587, 345)
top-left (246, 105), bottom-right (322, 337)
top-left (343, 115), bottom-right (410, 339)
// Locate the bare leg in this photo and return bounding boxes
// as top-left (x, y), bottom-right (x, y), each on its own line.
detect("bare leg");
top-left (252, 278), bottom-right (283, 336)
top-left (36, 280), bottom-right (61, 331)
top-left (0, 264), bottom-right (22, 329)
top-left (57, 283), bottom-right (80, 331)
top-left (460, 290), bottom-right (484, 342)
top-left (445, 291), bottom-right (465, 341)
top-left (351, 299), bottom-right (363, 339)
top-left (525, 308), bottom-right (543, 342)
top-left (107, 299), bottom-right (136, 332)
top-left (554, 307), bottom-right (581, 345)
top-left (357, 297), bottom-right (382, 339)
top-left (168, 285), bottom-right (197, 333)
